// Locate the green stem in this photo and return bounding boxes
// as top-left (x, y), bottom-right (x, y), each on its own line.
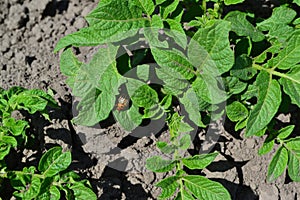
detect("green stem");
top-left (0, 170), bottom-right (46, 179)
top-left (202, 0), bottom-right (207, 14)
top-left (253, 64), bottom-right (300, 84)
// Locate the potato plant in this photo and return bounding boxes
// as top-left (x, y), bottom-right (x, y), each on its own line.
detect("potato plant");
top-left (0, 87), bottom-right (96, 199)
top-left (54, 0), bottom-right (300, 199)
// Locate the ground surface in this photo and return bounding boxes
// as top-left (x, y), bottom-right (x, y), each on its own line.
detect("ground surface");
top-left (1, 0), bottom-right (300, 199)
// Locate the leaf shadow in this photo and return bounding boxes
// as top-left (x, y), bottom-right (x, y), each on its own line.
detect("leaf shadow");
top-left (93, 166), bottom-right (153, 200)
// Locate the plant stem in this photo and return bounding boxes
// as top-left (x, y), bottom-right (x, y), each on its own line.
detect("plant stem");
top-left (253, 64), bottom-right (300, 84)
top-left (202, 0), bottom-right (207, 14)
top-left (0, 170), bottom-right (45, 179)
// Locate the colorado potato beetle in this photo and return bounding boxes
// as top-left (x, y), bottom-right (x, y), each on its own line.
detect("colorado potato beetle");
top-left (116, 95), bottom-right (129, 111)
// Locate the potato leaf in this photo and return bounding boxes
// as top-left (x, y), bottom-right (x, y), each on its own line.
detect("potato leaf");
top-left (70, 182), bottom-right (97, 200)
top-left (270, 31), bottom-right (300, 70)
top-left (287, 148), bottom-right (300, 182)
top-left (183, 175), bottom-right (231, 200)
top-left (280, 66), bottom-right (300, 107)
top-left (226, 101), bottom-right (248, 122)
top-left (257, 6), bottom-right (296, 43)
top-left (224, 0), bottom-right (245, 5)
top-left (182, 152), bottom-right (218, 170)
top-left (54, 0), bottom-right (146, 52)
top-left (146, 156), bottom-right (175, 172)
top-left (277, 125), bottom-right (295, 140)
top-left (130, 0), bottom-right (155, 16)
top-left (13, 176), bottom-right (41, 199)
top-left (245, 71), bottom-right (281, 137)
top-left (38, 147), bottom-right (72, 177)
top-left (156, 176), bottom-right (180, 199)
top-left (189, 20), bottom-right (234, 75)
top-left (267, 146), bottom-right (288, 182)
top-left (179, 88), bottom-right (205, 127)
top-left (225, 11), bottom-right (264, 42)
top-left (152, 48), bottom-right (195, 80)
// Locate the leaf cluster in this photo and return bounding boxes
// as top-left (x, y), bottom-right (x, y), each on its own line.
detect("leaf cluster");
top-left (146, 114), bottom-right (230, 199)
top-left (54, 0), bottom-right (300, 198)
top-left (0, 87), bottom-right (57, 160)
top-left (0, 87), bottom-right (97, 199)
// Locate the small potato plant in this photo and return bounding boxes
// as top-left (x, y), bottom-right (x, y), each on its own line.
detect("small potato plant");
top-left (0, 87), bottom-right (96, 199)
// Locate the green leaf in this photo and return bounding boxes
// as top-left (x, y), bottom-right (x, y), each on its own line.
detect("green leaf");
top-left (3, 118), bottom-right (29, 136)
top-left (0, 135), bottom-right (18, 147)
top-left (73, 89), bottom-right (105, 126)
top-left (49, 186), bottom-right (61, 200)
top-left (168, 113), bottom-right (191, 138)
top-left (254, 43), bottom-right (282, 64)
top-left (270, 31), bottom-right (300, 70)
top-left (280, 66), bottom-right (300, 107)
top-left (54, 0), bottom-right (146, 52)
top-left (37, 183), bottom-right (61, 200)
top-left (156, 67), bottom-right (189, 96)
top-left (179, 88), bottom-right (205, 127)
top-left (182, 152), bottom-right (218, 170)
top-left (152, 48), bottom-right (195, 80)
top-left (156, 176), bottom-right (180, 199)
top-left (178, 121), bottom-right (194, 133)
top-left (71, 45), bottom-right (120, 126)
top-left (254, 127), bottom-right (267, 137)
top-left (156, 0), bottom-right (166, 5)
top-left (178, 134), bottom-right (191, 150)
top-left (60, 48), bottom-right (82, 77)
top-left (70, 182), bottom-right (97, 200)
top-left (143, 104), bottom-right (165, 119)
top-left (157, 141), bottom-right (177, 154)
top-left (175, 190), bottom-right (195, 200)
top-left (192, 76), bottom-right (226, 104)
top-left (8, 89), bottom-right (57, 114)
top-left (257, 6), bottom-right (296, 43)
top-left (189, 20), bottom-right (234, 75)
top-left (0, 136), bottom-right (17, 160)
top-left (146, 156), bottom-right (175, 172)
top-left (5, 86), bottom-right (26, 99)
top-left (277, 125), bottom-right (295, 140)
top-left (165, 19), bottom-right (187, 49)
top-left (113, 104), bottom-right (142, 131)
top-left (13, 176), bottom-right (41, 199)
top-left (230, 54), bottom-right (256, 81)
top-left (161, 0), bottom-right (179, 19)
top-left (136, 64), bottom-right (150, 82)
top-left (224, 76), bottom-right (247, 96)
top-left (226, 101), bottom-right (248, 122)
top-left (0, 98), bottom-right (8, 113)
top-left (234, 118), bottom-right (247, 131)
top-left (245, 71), bottom-right (281, 137)
top-left (224, 0), bottom-right (244, 5)
top-left (293, 0), bottom-right (300, 6)
top-left (267, 146), bottom-right (288, 182)
top-left (129, 82), bottom-right (159, 109)
top-left (183, 175), bottom-right (231, 200)
top-left (60, 171), bottom-right (81, 182)
top-left (160, 94), bottom-right (172, 110)
top-left (224, 11), bottom-right (264, 42)
top-left (60, 48), bottom-right (82, 87)
top-left (286, 137), bottom-right (300, 150)
top-left (38, 146), bottom-right (72, 177)
top-left (241, 84), bottom-right (257, 101)
top-left (287, 148), bottom-right (300, 182)
top-left (130, 0), bottom-right (155, 15)
top-left (258, 136), bottom-right (275, 156)
top-left (144, 15), bottom-right (168, 48)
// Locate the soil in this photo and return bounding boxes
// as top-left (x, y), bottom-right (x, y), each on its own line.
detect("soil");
top-left (1, 0), bottom-right (299, 199)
